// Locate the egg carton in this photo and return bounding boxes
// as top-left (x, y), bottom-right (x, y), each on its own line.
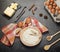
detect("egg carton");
top-left (44, 0), bottom-right (60, 23)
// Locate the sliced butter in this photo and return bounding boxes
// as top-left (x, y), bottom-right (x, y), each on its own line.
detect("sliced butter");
top-left (4, 7), bottom-right (15, 17)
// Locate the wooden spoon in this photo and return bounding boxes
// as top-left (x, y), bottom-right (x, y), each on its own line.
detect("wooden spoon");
top-left (46, 31), bottom-right (60, 41)
top-left (44, 38), bottom-right (60, 50)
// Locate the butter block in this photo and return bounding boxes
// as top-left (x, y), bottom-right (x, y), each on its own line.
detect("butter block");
top-left (4, 7), bottom-right (15, 17)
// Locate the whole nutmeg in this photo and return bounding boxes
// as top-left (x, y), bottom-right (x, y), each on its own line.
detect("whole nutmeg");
top-left (44, 15), bottom-right (48, 19)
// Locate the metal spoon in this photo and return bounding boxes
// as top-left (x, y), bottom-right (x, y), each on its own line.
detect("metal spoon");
top-left (44, 38), bottom-right (60, 50)
top-left (46, 31), bottom-right (60, 41)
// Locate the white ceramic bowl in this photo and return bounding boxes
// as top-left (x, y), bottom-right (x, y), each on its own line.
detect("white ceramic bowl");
top-left (20, 27), bottom-right (42, 47)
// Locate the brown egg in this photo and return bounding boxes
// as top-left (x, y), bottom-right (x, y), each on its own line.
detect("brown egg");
top-left (18, 21), bottom-right (23, 28)
top-left (44, 2), bottom-right (47, 5)
top-left (56, 6), bottom-right (59, 10)
top-left (44, 1), bottom-right (49, 6)
top-left (58, 10), bottom-right (60, 14)
top-left (53, 2), bottom-right (57, 6)
top-left (50, 0), bottom-right (54, 2)
top-left (51, 8), bottom-right (55, 14)
top-left (53, 5), bottom-right (56, 9)
top-left (49, 2), bottom-right (53, 5)
top-left (25, 17), bottom-right (31, 24)
top-left (48, 5), bottom-right (52, 10)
